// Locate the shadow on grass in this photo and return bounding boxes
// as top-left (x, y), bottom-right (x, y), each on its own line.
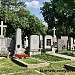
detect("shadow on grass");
top-left (10, 57), bottom-right (27, 67)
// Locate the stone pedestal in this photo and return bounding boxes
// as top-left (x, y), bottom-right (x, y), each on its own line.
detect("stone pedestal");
top-left (52, 47), bottom-right (56, 54)
top-left (0, 36), bottom-right (8, 56)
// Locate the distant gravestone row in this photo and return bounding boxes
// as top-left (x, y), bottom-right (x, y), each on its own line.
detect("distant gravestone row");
top-left (0, 21), bottom-right (75, 57)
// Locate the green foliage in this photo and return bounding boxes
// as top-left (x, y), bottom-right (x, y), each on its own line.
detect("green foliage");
top-left (68, 32), bottom-right (75, 38)
top-left (41, 0), bottom-right (75, 36)
top-left (59, 50), bottom-right (75, 56)
top-left (0, 0), bottom-right (47, 38)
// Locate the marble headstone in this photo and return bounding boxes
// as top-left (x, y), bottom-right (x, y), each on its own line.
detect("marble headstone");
top-left (0, 37), bottom-right (8, 56)
top-left (15, 28), bottom-right (23, 54)
top-left (30, 35), bottom-right (39, 51)
top-left (30, 35), bottom-right (40, 56)
top-left (68, 37), bottom-right (74, 50)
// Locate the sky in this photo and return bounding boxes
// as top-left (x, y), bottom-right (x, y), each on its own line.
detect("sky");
top-left (21, 0), bottom-right (50, 26)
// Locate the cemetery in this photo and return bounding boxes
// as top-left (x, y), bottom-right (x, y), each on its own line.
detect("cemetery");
top-left (0, 20), bottom-right (75, 74)
top-left (1, 0), bottom-right (75, 75)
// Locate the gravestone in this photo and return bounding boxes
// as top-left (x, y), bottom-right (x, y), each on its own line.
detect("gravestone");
top-left (15, 28), bottom-right (24, 54)
top-left (39, 35), bottom-right (43, 48)
top-left (44, 35), bottom-right (53, 50)
top-left (68, 37), bottom-right (74, 50)
top-left (0, 21), bottom-right (8, 56)
top-left (73, 39), bottom-right (75, 50)
top-left (6, 37), bottom-right (12, 48)
top-left (30, 35), bottom-right (40, 56)
top-left (0, 37), bottom-right (8, 56)
top-left (57, 39), bottom-right (64, 52)
top-left (61, 36), bottom-right (68, 49)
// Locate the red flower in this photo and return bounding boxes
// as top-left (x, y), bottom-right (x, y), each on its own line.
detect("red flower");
top-left (14, 54), bottom-right (30, 59)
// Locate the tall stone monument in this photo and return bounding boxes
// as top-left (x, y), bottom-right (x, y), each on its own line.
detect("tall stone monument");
top-left (0, 21), bottom-right (8, 56)
top-left (52, 27), bottom-right (57, 47)
top-left (15, 28), bottom-right (23, 54)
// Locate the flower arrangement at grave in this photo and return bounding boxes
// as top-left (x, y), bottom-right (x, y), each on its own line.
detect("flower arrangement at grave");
top-left (14, 54), bottom-right (30, 59)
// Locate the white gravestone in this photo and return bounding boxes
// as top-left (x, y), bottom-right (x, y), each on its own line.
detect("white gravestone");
top-left (73, 39), bottom-right (75, 50)
top-left (0, 21), bottom-right (8, 56)
top-left (24, 36), bottom-right (28, 48)
top-left (68, 37), bottom-right (74, 50)
top-left (52, 27), bottom-right (57, 42)
top-left (30, 35), bottom-right (40, 56)
top-left (15, 28), bottom-right (23, 54)
top-left (39, 35), bottom-right (43, 48)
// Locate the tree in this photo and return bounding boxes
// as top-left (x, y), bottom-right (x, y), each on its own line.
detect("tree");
top-left (0, 0), bottom-right (47, 39)
top-left (41, 0), bottom-right (75, 37)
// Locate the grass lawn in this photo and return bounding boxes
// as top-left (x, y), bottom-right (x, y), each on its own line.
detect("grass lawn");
top-left (59, 50), bottom-right (75, 56)
top-left (69, 62), bottom-right (75, 66)
top-left (0, 58), bottom-right (42, 75)
top-left (1, 54), bottom-right (75, 75)
top-left (38, 60), bottom-right (75, 75)
top-left (20, 58), bottom-right (43, 64)
top-left (34, 53), bottom-right (68, 62)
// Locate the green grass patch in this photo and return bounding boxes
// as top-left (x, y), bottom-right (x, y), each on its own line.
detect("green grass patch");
top-left (20, 58), bottom-right (43, 64)
top-left (59, 50), bottom-right (75, 56)
top-left (69, 62), bottom-right (75, 66)
top-left (0, 58), bottom-right (42, 75)
top-left (34, 53), bottom-right (67, 61)
top-left (38, 60), bottom-right (75, 75)
top-left (39, 60), bottom-right (75, 70)
top-left (45, 72), bottom-right (75, 75)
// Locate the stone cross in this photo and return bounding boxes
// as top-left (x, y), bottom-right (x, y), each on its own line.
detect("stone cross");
top-left (25, 36), bottom-right (28, 48)
top-left (25, 36), bottom-right (28, 41)
top-left (0, 21), bottom-right (7, 36)
top-left (52, 27), bottom-right (56, 38)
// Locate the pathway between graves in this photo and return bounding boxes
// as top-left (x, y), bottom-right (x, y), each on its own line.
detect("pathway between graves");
top-left (49, 53), bottom-right (75, 60)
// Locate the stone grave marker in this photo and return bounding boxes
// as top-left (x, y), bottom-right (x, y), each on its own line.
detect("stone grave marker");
top-left (30, 35), bottom-right (40, 56)
top-left (57, 39), bottom-right (64, 52)
top-left (68, 37), bottom-right (74, 50)
top-left (15, 28), bottom-right (24, 54)
top-left (0, 21), bottom-right (8, 56)
top-left (61, 36), bottom-right (68, 49)
top-left (44, 35), bottom-right (53, 50)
